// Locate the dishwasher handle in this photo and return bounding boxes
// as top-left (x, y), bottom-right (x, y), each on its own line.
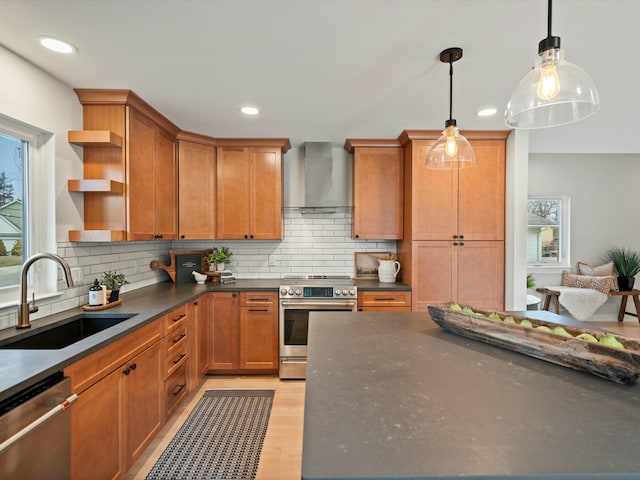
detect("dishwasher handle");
top-left (0, 393), bottom-right (78, 455)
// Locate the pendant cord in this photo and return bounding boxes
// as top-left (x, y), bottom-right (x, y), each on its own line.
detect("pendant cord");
top-left (547, 0), bottom-right (553, 38)
top-left (448, 60), bottom-right (453, 122)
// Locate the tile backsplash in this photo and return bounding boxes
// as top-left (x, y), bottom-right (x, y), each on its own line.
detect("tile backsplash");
top-left (0, 209), bottom-right (396, 329)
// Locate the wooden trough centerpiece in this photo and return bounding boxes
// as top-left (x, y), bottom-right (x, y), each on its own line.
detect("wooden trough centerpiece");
top-left (427, 304), bottom-right (640, 384)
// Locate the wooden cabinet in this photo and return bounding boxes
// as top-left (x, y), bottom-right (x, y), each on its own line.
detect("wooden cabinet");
top-left (345, 140), bottom-right (404, 240)
top-left (68, 89), bottom-right (180, 242)
top-left (187, 293), bottom-right (210, 391)
top-left (407, 240), bottom-right (504, 312)
top-left (209, 292), bottom-right (239, 369)
top-left (162, 305), bottom-right (189, 419)
top-left (177, 134), bottom-right (216, 239)
top-left (398, 130), bottom-right (509, 312)
top-left (128, 108), bottom-right (178, 240)
top-left (357, 290), bottom-right (412, 312)
top-left (240, 292), bottom-right (279, 370)
top-left (209, 291), bottom-right (278, 372)
top-left (216, 139), bottom-right (290, 240)
top-left (66, 319), bottom-right (163, 479)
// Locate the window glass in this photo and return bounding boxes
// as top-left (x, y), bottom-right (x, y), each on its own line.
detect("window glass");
top-left (527, 196), bottom-right (570, 267)
top-left (0, 132), bottom-right (25, 288)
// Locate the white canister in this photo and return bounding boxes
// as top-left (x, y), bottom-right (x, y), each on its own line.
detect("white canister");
top-left (378, 260), bottom-right (401, 283)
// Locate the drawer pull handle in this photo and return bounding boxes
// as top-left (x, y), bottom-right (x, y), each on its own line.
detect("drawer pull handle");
top-left (249, 298), bottom-right (270, 302)
top-left (374, 297), bottom-right (395, 301)
top-left (173, 333), bottom-right (187, 343)
top-left (171, 383), bottom-right (186, 397)
top-left (173, 353), bottom-right (186, 365)
top-left (248, 309), bottom-right (268, 312)
top-left (172, 314), bottom-right (186, 323)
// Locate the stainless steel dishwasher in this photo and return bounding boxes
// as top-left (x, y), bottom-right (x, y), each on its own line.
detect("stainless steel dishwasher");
top-left (0, 372), bottom-right (77, 480)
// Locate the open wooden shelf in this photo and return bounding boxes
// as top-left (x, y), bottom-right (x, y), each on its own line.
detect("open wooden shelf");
top-left (68, 179), bottom-right (124, 193)
top-left (69, 230), bottom-right (126, 242)
top-left (68, 130), bottom-right (123, 148)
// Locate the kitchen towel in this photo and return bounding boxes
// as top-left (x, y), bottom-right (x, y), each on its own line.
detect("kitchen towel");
top-left (145, 389), bottom-right (274, 480)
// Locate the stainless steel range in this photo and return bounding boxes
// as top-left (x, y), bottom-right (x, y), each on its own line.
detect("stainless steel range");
top-left (279, 276), bottom-right (357, 379)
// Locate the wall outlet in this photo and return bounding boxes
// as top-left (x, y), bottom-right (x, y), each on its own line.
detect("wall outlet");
top-left (268, 255), bottom-right (278, 266)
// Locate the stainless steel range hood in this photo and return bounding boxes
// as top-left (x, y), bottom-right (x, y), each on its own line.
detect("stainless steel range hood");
top-left (283, 142), bottom-right (352, 212)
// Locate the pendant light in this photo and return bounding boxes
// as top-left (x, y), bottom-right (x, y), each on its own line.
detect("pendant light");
top-left (426, 47), bottom-right (475, 170)
top-left (505, 0), bottom-right (599, 129)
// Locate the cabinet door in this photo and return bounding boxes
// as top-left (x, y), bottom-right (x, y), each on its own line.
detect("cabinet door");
top-left (457, 241), bottom-right (504, 311)
top-left (458, 140), bottom-right (505, 240)
top-left (352, 147), bottom-right (403, 240)
top-left (209, 292), bottom-right (239, 369)
top-left (411, 241), bottom-right (456, 312)
top-left (197, 293), bottom-right (211, 376)
top-left (250, 147), bottom-right (283, 239)
top-left (154, 128), bottom-right (177, 239)
top-left (217, 147), bottom-right (250, 239)
top-left (124, 341), bottom-right (163, 469)
top-left (409, 141), bottom-right (458, 240)
top-left (127, 108), bottom-right (156, 240)
top-left (178, 140), bottom-right (216, 239)
top-left (240, 292), bottom-right (278, 370)
top-left (71, 368), bottom-right (124, 480)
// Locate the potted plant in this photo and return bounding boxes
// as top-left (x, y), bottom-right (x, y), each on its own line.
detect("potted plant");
top-left (605, 246), bottom-right (640, 291)
top-left (207, 246), bottom-right (232, 272)
top-left (100, 270), bottom-right (128, 302)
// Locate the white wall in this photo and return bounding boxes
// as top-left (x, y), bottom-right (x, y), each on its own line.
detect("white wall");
top-left (528, 153), bottom-right (640, 320)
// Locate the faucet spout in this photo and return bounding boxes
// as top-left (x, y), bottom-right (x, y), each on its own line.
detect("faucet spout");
top-left (17, 253), bottom-right (75, 329)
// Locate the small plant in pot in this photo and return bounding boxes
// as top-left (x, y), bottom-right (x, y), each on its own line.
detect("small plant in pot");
top-left (100, 271), bottom-right (128, 302)
top-left (605, 246), bottom-right (640, 291)
top-left (207, 247), bottom-right (232, 272)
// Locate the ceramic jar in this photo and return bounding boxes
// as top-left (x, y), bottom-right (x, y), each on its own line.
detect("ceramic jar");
top-left (378, 260), bottom-right (401, 283)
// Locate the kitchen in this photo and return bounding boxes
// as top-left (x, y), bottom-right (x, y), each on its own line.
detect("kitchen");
top-left (1, 1), bottom-right (640, 479)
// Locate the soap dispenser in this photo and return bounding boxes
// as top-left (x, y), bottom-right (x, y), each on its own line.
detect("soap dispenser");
top-left (89, 279), bottom-right (103, 306)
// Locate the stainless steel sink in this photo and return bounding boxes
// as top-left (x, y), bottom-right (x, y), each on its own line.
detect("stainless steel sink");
top-left (0, 313), bottom-right (137, 350)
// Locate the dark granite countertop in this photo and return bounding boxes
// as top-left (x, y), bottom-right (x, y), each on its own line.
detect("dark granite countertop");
top-left (302, 311), bottom-right (640, 480)
top-left (0, 279), bottom-right (280, 402)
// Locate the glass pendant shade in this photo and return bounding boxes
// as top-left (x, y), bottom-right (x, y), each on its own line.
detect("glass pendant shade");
top-left (426, 123), bottom-right (476, 170)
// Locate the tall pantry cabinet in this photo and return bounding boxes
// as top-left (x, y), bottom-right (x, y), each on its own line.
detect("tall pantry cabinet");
top-left (398, 130), bottom-right (509, 312)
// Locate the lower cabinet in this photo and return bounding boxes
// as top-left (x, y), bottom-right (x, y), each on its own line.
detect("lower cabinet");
top-left (209, 291), bottom-right (278, 372)
top-left (357, 290), bottom-right (412, 312)
top-left (66, 320), bottom-right (163, 480)
top-left (410, 240), bottom-right (504, 312)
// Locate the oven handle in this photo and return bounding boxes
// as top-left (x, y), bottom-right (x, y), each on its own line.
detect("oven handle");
top-left (280, 301), bottom-right (356, 309)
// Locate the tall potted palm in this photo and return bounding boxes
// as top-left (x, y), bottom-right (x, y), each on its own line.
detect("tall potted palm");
top-left (606, 247), bottom-right (640, 291)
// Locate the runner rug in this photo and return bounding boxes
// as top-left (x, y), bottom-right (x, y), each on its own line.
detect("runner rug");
top-left (145, 389), bottom-right (275, 480)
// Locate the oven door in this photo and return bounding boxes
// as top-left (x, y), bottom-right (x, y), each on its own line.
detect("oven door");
top-left (279, 300), bottom-right (357, 359)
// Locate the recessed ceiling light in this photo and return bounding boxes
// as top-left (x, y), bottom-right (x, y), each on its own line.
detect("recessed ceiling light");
top-left (477, 108), bottom-right (497, 117)
top-left (38, 36), bottom-right (77, 54)
top-left (241, 106), bottom-right (259, 115)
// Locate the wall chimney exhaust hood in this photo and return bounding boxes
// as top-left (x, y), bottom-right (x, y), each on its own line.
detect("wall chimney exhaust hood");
top-left (283, 142), bottom-right (352, 213)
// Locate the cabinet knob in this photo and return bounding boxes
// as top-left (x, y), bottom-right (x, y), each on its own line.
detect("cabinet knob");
top-left (459, 235), bottom-right (464, 239)
top-left (250, 234), bottom-right (254, 239)
top-left (453, 242), bottom-right (458, 246)
top-left (355, 234), bottom-right (360, 239)
top-left (244, 234), bottom-right (248, 239)
top-left (123, 368), bottom-right (130, 375)
top-left (129, 363), bottom-right (137, 370)
top-left (459, 242), bottom-right (464, 246)
top-left (453, 235), bottom-right (458, 239)
top-left (180, 234), bottom-right (185, 239)
top-left (194, 301), bottom-right (198, 306)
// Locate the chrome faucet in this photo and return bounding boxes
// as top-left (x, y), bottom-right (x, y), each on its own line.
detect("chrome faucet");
top-left (17, 253), bottom-right (75, 329)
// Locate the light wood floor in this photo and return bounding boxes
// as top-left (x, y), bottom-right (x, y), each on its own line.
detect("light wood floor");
top-left (125, 375), bottom-right (305, 480)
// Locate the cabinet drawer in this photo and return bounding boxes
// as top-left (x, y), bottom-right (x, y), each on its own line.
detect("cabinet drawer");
top-left (165, 340), bottom-right (188, 379)
top-left (241, 292), bottom-right (276, 306)
top-left (164, 323), bottom-right (188, 357)
top-left (164, 361), bottom-right (188, 418)
top-left (358, 291), bottom-right (412, 308)
top-left (163, 304), bottom-right (188, 336)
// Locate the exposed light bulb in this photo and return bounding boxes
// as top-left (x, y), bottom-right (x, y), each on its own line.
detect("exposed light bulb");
top-left (537, 62), bottom-right (561, 100)
top-left (445, 129), bottom-right (458, 157)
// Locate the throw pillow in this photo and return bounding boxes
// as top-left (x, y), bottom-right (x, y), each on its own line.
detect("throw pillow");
top-left (561, 271), bottom-right (613, 294)
top-left (577, 261), bottom-right (616, 290)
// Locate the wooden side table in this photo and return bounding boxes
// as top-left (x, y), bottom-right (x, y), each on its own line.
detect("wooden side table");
top-left (536, 287), bottom-right (640, 323)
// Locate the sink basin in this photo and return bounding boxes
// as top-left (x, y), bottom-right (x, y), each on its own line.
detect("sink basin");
top-left (0, 313), bottom-right (137, 350)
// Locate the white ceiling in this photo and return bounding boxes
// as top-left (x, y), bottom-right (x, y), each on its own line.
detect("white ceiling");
top-left (1, 0), bottom-right (638, 154)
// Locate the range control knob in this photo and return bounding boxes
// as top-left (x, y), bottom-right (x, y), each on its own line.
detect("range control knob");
top-left (295, 289), bottom-right (302, 296)
top-left (280, 288), bottom-right (288, 296)
top-left (342, 289), bottom-right (349, 296)
top-left (349, 289), bottom-right (356, 296)
top-left (335, 290), bottom-right (342, 296)
top-left (288, 288), bottom-right (294, 296)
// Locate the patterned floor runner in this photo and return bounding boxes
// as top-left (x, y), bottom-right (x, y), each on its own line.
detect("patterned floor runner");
top-left (145, 389), bottom-right (275, 480)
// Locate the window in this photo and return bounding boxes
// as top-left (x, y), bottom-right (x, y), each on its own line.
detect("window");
top-left (527, 195), bottom-right (570, 268)
top-left (0, 113), bottom-right (56, 308)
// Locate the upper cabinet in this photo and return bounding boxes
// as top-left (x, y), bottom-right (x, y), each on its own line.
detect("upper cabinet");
top-left (400, 131), bottom-right (506, 241)
top-left (345, 139), bottom-right (403, 240)
top-left (177, 133), bottom-right (216, 240)
top-left (68, 89), bottom-right (180, 242)
top-left (216, 139), bottom-right (290, 240)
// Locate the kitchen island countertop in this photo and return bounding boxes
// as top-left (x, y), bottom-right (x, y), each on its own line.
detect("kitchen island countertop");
top-left (302, 311), bottom-right (640, 480)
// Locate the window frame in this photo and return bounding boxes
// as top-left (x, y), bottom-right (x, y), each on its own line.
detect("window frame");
top-left (527, 194), bottom-right (571, 273)
top-left (0, 113), bottom-right (58, 309)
